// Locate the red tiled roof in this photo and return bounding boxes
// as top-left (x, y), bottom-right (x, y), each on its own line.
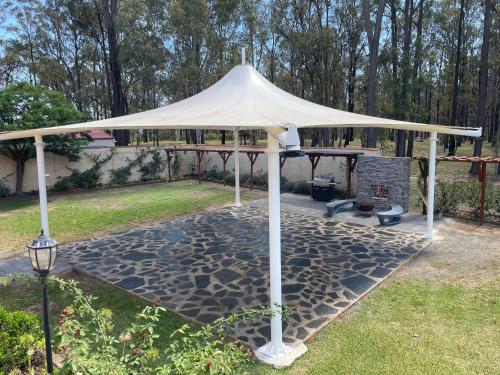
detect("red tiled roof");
top-left (75, 130), bottom-right (114, 140)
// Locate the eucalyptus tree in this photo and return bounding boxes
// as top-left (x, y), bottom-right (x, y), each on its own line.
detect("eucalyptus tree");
top-left (362, 0), bottom-right (386, 148)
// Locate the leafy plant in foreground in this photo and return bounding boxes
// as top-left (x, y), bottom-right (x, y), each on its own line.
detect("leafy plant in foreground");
top-left (50, 277), bottom-right (280, 375)
top-left (0, 306), bottom-right (45, 374)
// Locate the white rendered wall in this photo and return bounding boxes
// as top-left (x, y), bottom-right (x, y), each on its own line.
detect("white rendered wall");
top-left (0, 147), bottom-right (380, 194)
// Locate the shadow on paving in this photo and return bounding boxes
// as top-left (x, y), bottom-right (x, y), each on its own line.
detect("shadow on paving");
top-left (59, 206), bottom-right (428, 349)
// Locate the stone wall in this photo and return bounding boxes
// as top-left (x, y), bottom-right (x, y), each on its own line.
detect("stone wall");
top-left (0, 146), bottom-right (381, 194)
top-left (355, 156), bottom-right (411, 211)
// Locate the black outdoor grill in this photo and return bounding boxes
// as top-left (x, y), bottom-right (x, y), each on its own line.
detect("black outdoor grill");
top-left (310, 176), bottom-right (336, 202)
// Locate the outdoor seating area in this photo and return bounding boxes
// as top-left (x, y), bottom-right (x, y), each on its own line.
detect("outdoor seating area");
top-left (57, 203), bottom-right (427, 349)
top-left (0, 15), bottom-right (497, 371)
top-left (377, 204), bottom-right (404, 226)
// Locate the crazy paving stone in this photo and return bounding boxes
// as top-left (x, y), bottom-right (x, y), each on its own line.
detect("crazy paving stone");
top-left (58, 205), bottom-right (427, 350)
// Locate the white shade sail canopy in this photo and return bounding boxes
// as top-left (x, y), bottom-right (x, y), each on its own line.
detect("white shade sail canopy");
top-left (0, 64), bottom-right (481, 141)
top-left (0, 60), bottom-right (483, 367)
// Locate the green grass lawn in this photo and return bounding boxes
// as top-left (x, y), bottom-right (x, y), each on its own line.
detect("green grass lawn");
top-left (1, 274), bottom-right (498, 374)
top-left (0, 272), bottom-right (190, 351)
top-left (0, 181), bottom-right (262, 255)
top-left (251, 279), bottom-right (500, 375)
top-left (1, 180), bottom-right (498, 374)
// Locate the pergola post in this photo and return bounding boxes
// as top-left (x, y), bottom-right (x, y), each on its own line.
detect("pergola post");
top-left (479, 161), bottom-right (486, 225)
top-left (196, 150), bottom-right (206, 184)
top-left (234, 129), bottom-right (241, 206)
top-left (35, 135), bottom-right (50, 236)
top-left (165, 150), bottom-right (173, 182)
top-left (247, 152), bottom-right (259, 190)
top-left (426, 132), bottom-right (437, 239)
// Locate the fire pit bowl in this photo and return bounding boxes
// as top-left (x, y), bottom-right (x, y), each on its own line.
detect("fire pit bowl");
top-left (356, 202), bottom-right (374, 217)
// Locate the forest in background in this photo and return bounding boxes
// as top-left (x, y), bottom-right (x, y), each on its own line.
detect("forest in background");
top-left (0, 0), bottom-right (498, 162)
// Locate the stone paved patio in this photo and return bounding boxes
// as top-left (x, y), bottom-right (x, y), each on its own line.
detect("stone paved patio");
top-left (59, 206), bottom-right (428, 349)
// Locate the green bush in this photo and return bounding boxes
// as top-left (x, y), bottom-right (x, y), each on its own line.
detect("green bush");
top-left (139, 150), bottom-right (165, 182)
top-left (72, 168), bottom-right (102, 189)
top-left (0, 307), bottom-right (45, 374)
top-left (0, 182), bottom-right (10, 198)
top-left (435, 180), bottom-right (462, 215)
top-left (202, 167), bottom-right (224, 181)
top-left (109, 165), bottom-right (132, 186)
top-left (335, 189), bottom-right (347, 200)
top-left (430, 179), bottom-right (499, 219)
top-left (292, 181), bottom-right (310, 195)
top-left (172, 153), bottom-right (182, 179)
top-left (461, 180), bottom-right (496, 218)
top-left (53, 177), bottom-right (72, 192)
top-left (50, 277), bottom-right (276, 375)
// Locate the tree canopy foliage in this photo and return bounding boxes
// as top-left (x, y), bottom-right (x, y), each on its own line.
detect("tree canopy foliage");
top-left (0, 83), bottom-right (87, 194)
top-left (0, 0), bottom-right (498, 155)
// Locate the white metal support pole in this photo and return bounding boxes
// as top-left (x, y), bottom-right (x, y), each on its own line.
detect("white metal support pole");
top-left (34, 135), bottom-right (50, 236)
top-left (257, 132), bottom-right (288, 358)
top-left (426, 132), bottom-right (437, 239)
top-left (241, 47), bottom-right (246, 65)
top-left (234, 128), bottom-right (241, 207)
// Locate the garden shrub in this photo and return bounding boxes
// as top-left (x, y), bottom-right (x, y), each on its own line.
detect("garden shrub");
top-left (292, 180), bottom-right (310, 195)
top-left (52, 152), bottom-right (112, 192)
top-left (0, 182), bottom-right (10, 198)
top-left (335, 189), bottom-right (347, 200)
top-left (139, 150), bottom-right (165, 182)
top-left (172, 153), bottom-right (182, 179)
top-left (53, 177), bottom-right (72, 192)
top-left (0, 307), bottom-right (45, 374)
top-left (49, 277), bottom-right (278, 375)
top-left (435, 180), bottom-right (462, 215)
top-left (460, 180), bottom-right (496, 218)
top-left (422, 179), bottom-right (499, 220)
top-left (109, 165), bottom-right (133, 186)
top-left (250, 173), bottom-right (268, 189)
top-left (70, 168), bottom-right (102, 189)
top-left (202, 167), bottom-right (224, 181)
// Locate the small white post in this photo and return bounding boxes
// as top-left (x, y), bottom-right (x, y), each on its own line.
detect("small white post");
top-left (426, 132), bottom-right (437, 239)
top-left (241, 47), bottom-right (246, 65)
top-left (234, 128), bottom-right (241, 207)
top-left (34, 135), bottom-right (50, 236)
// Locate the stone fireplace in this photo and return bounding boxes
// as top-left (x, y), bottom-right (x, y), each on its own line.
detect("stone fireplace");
top-left (355, 156), bottom-right (411, 211)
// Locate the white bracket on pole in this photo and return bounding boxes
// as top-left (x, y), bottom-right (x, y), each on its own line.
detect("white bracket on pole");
top-left (266, 124), bottom-right (301, 151)
top-left (34, 135), bottom-right (50, 237)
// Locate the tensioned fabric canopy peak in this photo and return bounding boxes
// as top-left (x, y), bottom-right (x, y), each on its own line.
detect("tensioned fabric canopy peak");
top-left (0, 64), bottom-right (481, 141)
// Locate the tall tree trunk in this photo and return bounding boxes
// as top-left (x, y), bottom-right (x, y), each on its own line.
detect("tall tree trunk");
top-left (407, 0), bottom-right (425, 157)
top-left (102, 0), bottom-right (129, 146)
top-left (363, 0), bottom-right (386, 148)
top-left (470, 0), bottom-right (492, 174)
top-left (15, 157), bottom-right (26, 196)
top-left (448, 0), bottom-right (466, 156)
top-left (396, 0), bottom-right (414, 157)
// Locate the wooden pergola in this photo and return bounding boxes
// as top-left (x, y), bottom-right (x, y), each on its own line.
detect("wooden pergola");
top-left (164, 145), bottom-right (367, 197)
top-left (414, 155), bottom-right (500, 225)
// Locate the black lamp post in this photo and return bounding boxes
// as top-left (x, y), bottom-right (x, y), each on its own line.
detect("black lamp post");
top-left (26, 230), bottom-right (58, 374)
